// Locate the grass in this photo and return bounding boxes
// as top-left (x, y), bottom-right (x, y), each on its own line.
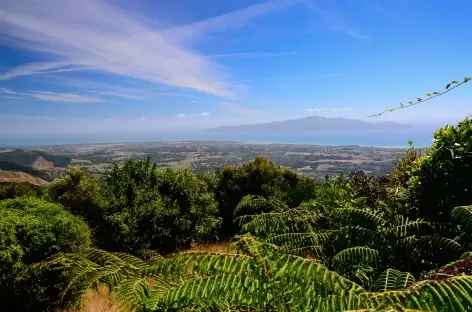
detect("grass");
top-left (58, 286), bottom-right (119, 312)
top-left (188, 241), bottom-right (233, 253)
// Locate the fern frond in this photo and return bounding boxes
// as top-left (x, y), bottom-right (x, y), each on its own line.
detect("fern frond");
top-left (452, 205), bottom-right (472, 231)
top-left (374, 269), bottom-right (416, 292)
top-left (394, 217), bottom-right (434, 238)
top-left (416, 236), bottom-right (463, 256)
top-left (265, 232), bottom-right (331, 257)
top-left (234, 195), bottom-right (288, 219)
top-left (360, 276), bottom-right (472, 311)
top-left (334, 247), bottom-right (380, 267)
top-left (335, 208), bottom-right (386, 230)
top-left (236, 207), bottom-right (320, 237)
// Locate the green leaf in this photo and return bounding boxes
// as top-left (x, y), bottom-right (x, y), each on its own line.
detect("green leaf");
top-left (417, 98), bottom-right (422, 102)
top-left (464, 77), bottom-right (471, 83)
top-left (446, 83), bottom-right (451, 89)
top-left (409, 101), bottom-right (413, 104)
top-left (433, 91), bottom-right (441, 95)
top-left (426, 93), bottom-right (431, 97)
top-left (452, 80), bottom-right (459, 84)
top-left (400, 103), bottom-right (404, 107)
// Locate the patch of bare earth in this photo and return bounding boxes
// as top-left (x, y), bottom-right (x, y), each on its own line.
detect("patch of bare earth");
top-left (33, 156), bottom-right (55, 170)
top-left (0, 170), bottom-right (49, 187)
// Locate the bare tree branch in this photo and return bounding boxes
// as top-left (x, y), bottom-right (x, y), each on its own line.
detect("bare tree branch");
top-left (368, 77), bottom-right (471, 117)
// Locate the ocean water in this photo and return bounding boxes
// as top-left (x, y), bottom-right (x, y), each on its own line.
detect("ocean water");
top-left (0, 129), bottom-right (435, 148)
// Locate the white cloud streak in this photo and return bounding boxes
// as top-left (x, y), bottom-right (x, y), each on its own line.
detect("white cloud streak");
top-left (2, 87), bottom-right (105, 103)
top-left (30, 91), bottom-right (103, 103)
top-left (0, 95), bottom-right (21, 100)
top-left (0, 87), bottom-right (19, 95)
top-left (209, 51), bottom-right (297, 58)
top-left (0, 0), bottom-right (302, 98)
top-left (197, 112), bottom-right (210, 117)
top-left (176, 113), bottom-right (186, 118)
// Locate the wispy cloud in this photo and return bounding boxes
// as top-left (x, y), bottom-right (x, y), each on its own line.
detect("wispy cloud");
top-left (209, 51), bottom-right (297, 58)
top-left (161, 0), bottom-right (302, 41)
top-left (30, 91), bottom-right (104, 103)
top-left (305, 107), bottom-right (353, 112)
top-left (304, 0), bottom-right (368, 40)
top-left (176, 113), bottom-right (186, 118)
top-left (222, 102), bottom-right (267, 116)
top-left (0, 87), bottom-right (19, 95)
top-left (1, 87), bottom-right (105, 103)
top-left (197, 112), bottom-right (210, 117)
top-left (0, 61), bottom-right (86, 80)
top-left (0, 0), bottom-right (302, 98)
top-left (0, 95), bottom-right (22, 100)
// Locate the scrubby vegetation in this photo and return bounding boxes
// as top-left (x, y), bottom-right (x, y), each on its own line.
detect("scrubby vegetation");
top-left (1, 117), bottom-right (472, 311)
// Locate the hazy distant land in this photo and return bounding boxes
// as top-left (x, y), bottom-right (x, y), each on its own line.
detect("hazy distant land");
top-left (0, 141), bottom-right (417, 185)
top-left (208, 116), bottom-right (414, 132)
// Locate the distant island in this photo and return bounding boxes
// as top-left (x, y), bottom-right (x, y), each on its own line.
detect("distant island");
top-left (208, 116), bottom-right (414, 132)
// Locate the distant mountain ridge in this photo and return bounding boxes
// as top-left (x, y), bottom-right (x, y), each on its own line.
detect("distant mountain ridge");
top-left (208, 116), bottom-right (413, 132)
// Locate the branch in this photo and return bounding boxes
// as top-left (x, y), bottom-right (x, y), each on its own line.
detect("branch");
top-left (368, 77), bottom-right (471, 117)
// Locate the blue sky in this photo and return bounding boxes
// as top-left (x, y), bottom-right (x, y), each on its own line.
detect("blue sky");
top-left (0, 0), bottom-right (471, 137)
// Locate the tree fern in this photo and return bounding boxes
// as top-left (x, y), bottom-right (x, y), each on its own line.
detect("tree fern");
top-left (40, 243), bottom-right (472, 311)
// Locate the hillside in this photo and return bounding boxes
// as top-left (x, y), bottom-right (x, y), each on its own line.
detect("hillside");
top-left (208, 116), bottom-right (414, 132)
top-left (0, 169), bottom-right (49, 187)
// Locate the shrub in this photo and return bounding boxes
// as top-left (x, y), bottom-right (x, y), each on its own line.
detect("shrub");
top-left (0, 182), bottom-right (43, 200)
top-left (215, 156), bottom-right (318, 238)
top-left (103, 158), bottom-right (220, 253)
top-left (406, 117), bottom-right (472, 224)
top-left (44, 168), bottom-right (108, 243)
top-left (0, 197), bottom-right (91, 311)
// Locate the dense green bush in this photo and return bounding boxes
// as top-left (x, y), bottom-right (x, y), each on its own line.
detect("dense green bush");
top-left (103, 158), bottom-right (220, 253)
top-left (215, 155), bottom-right (318, 237)
top-left (44, 168), bottom-right (108, 242)
top-left (0, 181), bottom-right (42, 200)
top-left (406, 117), bottom-right (472, 224)
top-left (0, 197), bottom-right (91, 311)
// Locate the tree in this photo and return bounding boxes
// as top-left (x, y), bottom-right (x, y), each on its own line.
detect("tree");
top-left (215, 156), bottom-right (318, 238)
top-left (44, 168), bottom-right (108, 245)
top-left (0, 182), bottom-right (42, 200)
top-left (102, 158), bottom-right (220, 253)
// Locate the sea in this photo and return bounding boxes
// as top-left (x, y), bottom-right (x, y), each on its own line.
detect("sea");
top-left (0, 129), bottom-right (435, 149)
